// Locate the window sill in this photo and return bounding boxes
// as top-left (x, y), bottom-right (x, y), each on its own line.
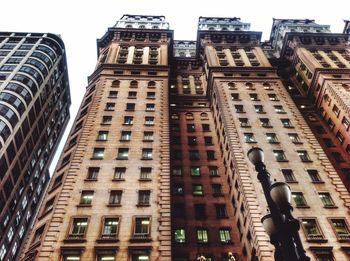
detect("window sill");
top-left (256, 112), bottom-right (266, 114)
top-left (276, 112), bottom-right (287, 114)
top-left (64, 238), bottom-right (86, 243)
top-left (283, 126), bottom-right (295, 129)
top-left (276, 160), bottom-right (289, 162)
top-left (139, 178), bottom-right (152, 182)
top-left (324, 205), bottom-right (338, 209)
top-left (128, 97), bottom-right (137, 99)
top-left (262, 126), bottom-right (273, 128)
top-left (122, 123), bottom-right (133, 126)
top-left (116, 158), bottom-right (128, 160)
top-left (295, 205), bottom-right (310, 208)
top-left (96, 238), bottom-right (119, 243)
top-left (101, 123), bottom-right (112, 126)
top-left (96, 139), bottom-right (107, 142)
top-left (104, 109), bottom-right (115, 112)
top-left (286, 180), bottom-right (298, 184)
top-left (301, 160), bottom-right (313, 163)
top-left (91, 157), bottom-right (103, 160)
top-left (84, 178), bottom-right (98, 182)
top-left (107, 204), bottom-right (121, 207)
top-left (120, 139), bottom-right (130, 142)
top-left (311, 181), bottom-right (325, 184)
top-left (246, 141), bottom-right (257, 144)
top-left (306, 237), bottom-right (327, 243)
top-left (141, 158), bottom-right (153, 160)
top-left (112, 178), bottom-right (125, 182)
top-left (143, 139), bottom-right (154, 142)
top-left (269, 142), bottom-right (280, 144)
top-left (77, 204), bottom-right (92, 208)
top-left (130, 236), bottom-right (152, 242)
top-left (136, 204), bottom-right (151, 207)
top-left (292, 142), bottom-right (303, 144)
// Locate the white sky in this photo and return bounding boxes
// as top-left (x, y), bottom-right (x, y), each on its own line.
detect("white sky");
top-left (0, 0), bottom-right (349, 173)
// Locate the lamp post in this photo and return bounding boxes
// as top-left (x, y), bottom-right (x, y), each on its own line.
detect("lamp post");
top-left (247, 147), bottom-right (310, 261)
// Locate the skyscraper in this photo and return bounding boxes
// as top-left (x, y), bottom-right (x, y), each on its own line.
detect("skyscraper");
top-left (21, 15), bottom-right (350, 261)
top-left (0, 32), bottom-right (71, 261)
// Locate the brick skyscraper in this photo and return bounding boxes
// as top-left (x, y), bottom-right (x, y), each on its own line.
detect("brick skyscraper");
top-left (0, 32), bottom-right (71, 261)
top-left (21, 16), bottom-right (350, 261)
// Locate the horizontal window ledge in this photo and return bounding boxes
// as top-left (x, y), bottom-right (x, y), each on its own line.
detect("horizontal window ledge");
top-left (306, 237), bottom-right (327, 243)
top-left (139, 179), bottom-right (152, 182)
top-left (256, 112), bottom-right (266, 114)
top-left (112, 179), bottom-right (125, 182)
top-left (276, 160), bottom-right (289, 162)
top-left (301, 160), bottom-right (313, 163)
top-left (107, 204), bottom-right (121, 207)
top-left (91, 158), bottom-right (103, 160)
top-left (84, 178), bottom-right (98, 182)
top-left (295, 205), bottom-right (310, 208)
top-left (100, 123), bottom-right (112, 126)
top-left (276, 112), bottom-right (287, 114)
top-left (64, 238), bottom-right (87, 243)
top-left (286, 181), bottom-right (298, 184)
top-left (127, 97), bottom-right (137, 99)
top-left (262, 126), bottom-right (273, 128)
top-left (246, 141), bottom-right (257, 144)
top-left (311, 181), bottom-right (325, 184)
top-left (129, 237), bottom-right (152, 242)
top-left (292, 142), bottom-right (303, 144)
top-left (324, 205), bottom-right (338, 209)
top-left (120, 139), bottom-right (130, 142)
top-left (77, 204), bottom-right (92, 207)
top-left (141, 158), bottom-right (153, 160)
top-left (136, 204), bottom-right (151, 207)
top-left (122, 124), bottom-right (133, 126)
top-left (268, 142), bottom-right (280, 144)
top-left (96, 238), bottom-right (119, 243)
top-left (116, 158), bottom-right (128, 160)
top-left (96, 139), bottom-right (107, 142)
top-left (283, 126), bottom-right (295, 128)
top-left (104, 109), bottom-right (115, 111)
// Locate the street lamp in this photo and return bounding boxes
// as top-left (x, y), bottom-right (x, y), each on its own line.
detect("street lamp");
top-left (247, 147), bottom-right (310, 261)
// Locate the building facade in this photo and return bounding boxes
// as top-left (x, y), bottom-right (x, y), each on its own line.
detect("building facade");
top-left (21, 15), bottom-right (350, 261)
top-left (0, 32), bottom-right (71, 261)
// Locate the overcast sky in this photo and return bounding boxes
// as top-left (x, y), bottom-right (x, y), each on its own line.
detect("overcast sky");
top-left (0, 0), bottom-right (349, 173)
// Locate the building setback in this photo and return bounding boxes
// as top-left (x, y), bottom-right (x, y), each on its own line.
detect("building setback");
top-left (20, 15), bottom-right (350, 261)
top-left (0, 32), bottom-right (71, 261)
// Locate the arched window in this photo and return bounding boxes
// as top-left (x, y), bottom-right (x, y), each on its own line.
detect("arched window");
top-left (148, 81), bottom-right (156, 88)
top-left (185, 113), bottom-right (194, 120)
top-left (200, 113), bottom-right (209, 120)
top-left (130, 80), bottom-right (138, 88)
top-left (111, 80), bottom-right (120, 88)
top-left (228, 82), bottom-right (236, 89)
top-left (126, 25), bottom-right (133, 28)
top-left (263, 82), bottom-right (272, 90)
top-left (171, 113), bottom-right (179, 120)
top-left (245, 82), bottom-right (254, 89)
top-left (139, 25), bottom-right (146, 29)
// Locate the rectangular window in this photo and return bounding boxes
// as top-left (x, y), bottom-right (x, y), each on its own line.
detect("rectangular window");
top-left (120, 131), bottom-right (131, 141)
top-left (207, 150), bottom-right (215, 160)
top-left (80, 191), bottom-right (93, 205)
top-left (266, 133), bottom-right (279, 143)
top-left (327, 118), bottom-right (335, 130)
top-left (147, 92), bottom-right (155, 99)
top-left (189, 150), bottom-right (200, 160)
top-left (87, 167), bottom-right (99, 180)
top-left (194, 204), bottom-right (206, 219)
top-left (212, 184), bottom-right (223, 196)
top-left (92, 148), bottom-right (104, 159)
top-left (202, 124), bottom-right (210, 132)
top-left (204, 136), bottom-right (213, 145)
top-left (254, 105), bottom-right (264, 113)
top-left (289, 133), bottom-right (302, 144)
top-left (342, 117), bottom-right (350, 129)
top-left (145, 103), bottom-right (155, 111)
top-left (292, 192), bottom-right (307, 207)
top-left (219, 229), bottom-right (231, 243)
top-left (109, 91), bottom-right (118, 98)
top-left (297, 150), bottom-right (312, 162)
top-left (145, 117), bottom-right (154, 126)
top-left (332, 104), bottom-right (340, 117)
top-left (131, 251), bottom-right (149, 261)
top-left (133, 216), bottom-right (151, 238)
top-left (138, 190), bottom-right (150, 206)
top-left (173, 184), bottom-right (184, 195)
top-left (117, 148), bottom-right (129, 159)
top-left (260, 118), bottom-right (272, 128)
top-left (114, 167), bottom-right (126, 180)
top-left (188, 136), bottom-right (197, 145)
top-left (274, 105), bottom-right (285, 113)
top-left (307, 169), bottom-right (322, 183)
top-left (102, 116), bottom-right (112, 124)
top-left (239, 118), bottom-right (250, 127)
top-left (68, 217), bottom-right (88, 239)
top-left (273, 150), bottom-right (287, 161)
top-left (281, 169), bottom-right (296, 182)
top-left (109, 191), bottom-right (122, 205)
top-left (62, 255), bottom-right (81, 261)
top-left (187, 124), bottom-right (196, 132)
top-left (209, 166), bottom-right (219, 177)
top-left (215, 204), bottom-right (227, 218)
top-left (101, 217), bottom-right (119, 239)
top-left (174, 228), bottom-right (186, 243)
top-left (126, 103), bottom-right (135, 111)
top-left (140, 167), bottom-right (152, 180)
top-left (268, 93), bottom-right (279, 101)
top-left (249, 93), bottom-right (259, 101)
top-left (192, 184), bottom-right (203, 196)
top-left (142, 148), bottom-right (153, 160)
top-left (172, 167), bottom-right (182, 176)
top-left (190, 166), bottom-right (201, 177)
top-left (234, 105), bottom-right (245, 113)
top-left (281, 118), bottom-right (293, 128)
top-left (336, 131), bottom-right (344, 143)
top-left (143, 131), bottom-right (154, 141)
top-left (196, 229), bottom-right (208, 243)
top-left (128, 91), bottom-right (137, 98)
top-left (124, 116), bottom-right (133, 125)
top-left (105, 103), bottom-right (115, 111)
top-left (97, 131), bottom-right (108, 141)
top-left (323, 138), bottom-right (335, 147)
top-left (244, 133), bottom-right (256, 143)
top-left (319, 192), bottom-right (335, 207)
top-left (301, 218), bottom-right (323, 240)
top-left (330, 218), bottom-right (350, 240)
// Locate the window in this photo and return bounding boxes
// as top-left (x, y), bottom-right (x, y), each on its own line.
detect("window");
top-left (215, 204), bottom-right (227, 218)
top-left (187, 124), bottom-right (195, 132)
top-left (133, 216), bottom-right (151, 239)
top-left (292, 192), bottom-right (308, 207)
top-left (231, 93), bottom-right (240, 100)
top-left (274, 105), bottom-right (285, 113)
top-left (289, 133), bottom-right (302, 144)
top-left (190, 166), bottom-right (201, 177)
top-left (323, 138), bottom-right (335, 147)
top-left (148, 81), bottom-right (156, 88)
top-left (212, 184), bottom-right (223, 196)
top-left (327, 118), bottom-right (335, 130)
top-left (207, 150), bottom-right (215, 160)
top-left (120, 131), bottom-right (131, 141)
top-left (268, 93), bottom-right (279, 101)
top-left (145, 117), bottom-right (154, 125)
top-left (114, 167), bottom-right (125, 180)
top-left (273, 150), bottom-right (287, 161)
top-left (219, 229), bottom-right (231, 243)
top-left (146, 103), bottom-right (155, 111)
top-left (342, 117), bottom-right (350, 129)
top-left (130, 80), bottom-right (138, 88)
top-left (143, 131), bottom-right (154, 141)
top-left (330, 218), bottom-right (350, 240)
top-left (189, 150), bottom-right (200, 160)
top-left (254, 105), bottom-right (264, 113)
top-left (266, 133), bottom-right (279, 143)
top-left (80, 191), bottom-right (93, 205)
top-left (174, 228), bottom-right (186, 243)
top-left (124, 116), bottom-right (133, 125)
top-left (204, 136), bottom-right (213, 145)
top-left (138, 190), bottom-right (150, 206)
top-left (173, 184), bottom-right (184, 195)
top-left (102, 116), bottom-right (112, 124)
top-left (332, 152), bottom-right (345, 162)
top-left (332, 105), bottom-right (340, 117)
top-left (281, 118), bottom-right (293, 128)
top-left (173, 150), bottom-right (182, 160)
top-left (234, 105), bottom-right (245, 113)
top-left (62, 254), bottom-right (81, 261)
top-left (140, 167), bottom-right (151, 180)
top-left (131, 250), bottom-right (149, 261)
top-left (193, 184), bottom-right (203, 196)
top-left (260, 118), bottom-right (272, 128)
top-left (68, 217), bottom-right (88, 239)
top-left (142, 148), bottom-right (153, 160)
top-left (97, 254), bottom-right (115, 261)
top-left (117, 148), bottom-right (129, 159)
top-left (209, 166), bottom-right (219, 177)
top-left (147, 92), bottom-right (155, 99)
top-left (101, 217), bottom-right (119, 239)
top-left (87, 167), bottom-right (99, 180)
top-left (171, 113), bottom-right (179, 120)
top-left (282, 169), bottom-right (296, 182)
top-left (185, 113), bottom-right (194, 120)
top-left (128, 91), bottom-right (137, 98)
top-left (105, 103), bottom-right (115, 111)
top-left (197, 229), bottom-right (208, 243)
top-left (188, 136), bottom-right (197, 145)
top-left (194, 204), bottom-right (206, 219)
top-left (297, 150), bottom-right (312, 162)
top-left (126, 103), bottom-right (135, 111)
top-left (244, 133), bottom-right (256, 143)
top-left (307, 169), bottom-right (322, 183)
top-left (336, 131), bottom-right (344, 143)
top-left (111, 80), bottom-right (120, 88)
top-left (249, 93), bottom-right (259, 101)
top-left (239, 118), bottom-right (250, 127)
top-left (301, 218), bottom-right (324, 240)
top-left (202, 124), bottom-right (210, 131)
top-left (319, 192), bottom-right (335, 207)
top-left (97, 131), bottom-right (108, 141)
top-left (172, 167), bottom-right (182, 176)
top-left (92, 148), bottom-right (104, 159)
top-left (109, 91), bottom-right (118, 98)
top-left (200, 112), bottom-right (209, 120)
top-left (109, 191), bottom-right (122, 205)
